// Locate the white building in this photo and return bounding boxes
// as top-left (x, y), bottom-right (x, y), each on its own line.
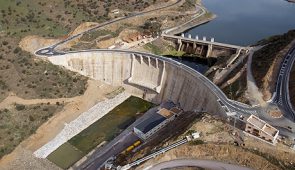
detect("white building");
top-left (134, 103), bottom-right (182, 141)
top-left (245, 115), bottom-right (279, 144)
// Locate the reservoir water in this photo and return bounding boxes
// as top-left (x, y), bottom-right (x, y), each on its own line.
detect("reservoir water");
top-left (185, 0), bottom-right (295, 46)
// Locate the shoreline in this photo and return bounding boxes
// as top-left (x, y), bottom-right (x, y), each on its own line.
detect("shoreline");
top-left (168, 14), bottom-right (216, 35)
top-left (164, 3), bottom-right (216, 35)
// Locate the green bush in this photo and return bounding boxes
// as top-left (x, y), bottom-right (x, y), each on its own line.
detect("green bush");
top-left (15, 104), bottom-right (25, 111)
top-left (189, 139), bottom-right (204, 145)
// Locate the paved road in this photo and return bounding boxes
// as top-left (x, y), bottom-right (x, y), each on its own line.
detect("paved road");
top-left (147, 159), bottom-right (252, 170)
top-left (33, 0), bottom-right (262, 127)
top-left (77, 107), bottom-right (159, 170)
top-left (35, 0), bottom-right (183, 56)
top-left (63, 48), bottom-right (260, 117)
top-left (33, 0), bottom-right (295, 168)
top-left (272, 45), bottom-right (295, 121)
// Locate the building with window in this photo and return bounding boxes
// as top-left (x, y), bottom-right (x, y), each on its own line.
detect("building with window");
top-left (245, 115), bottom-right (279, 144)
top-left (134, 102), bottom-right (182, 141)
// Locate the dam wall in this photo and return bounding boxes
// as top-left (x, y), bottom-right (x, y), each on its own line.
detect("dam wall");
top-left (48, 51), bottom-right (226, 116)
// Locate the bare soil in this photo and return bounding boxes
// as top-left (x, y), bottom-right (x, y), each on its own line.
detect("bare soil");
top-left (134, 114), bottom-right (295, 170)
top-left (252, 30), bottom-right (295, 101)
top-left (0, 80), bottom-right (118, 170)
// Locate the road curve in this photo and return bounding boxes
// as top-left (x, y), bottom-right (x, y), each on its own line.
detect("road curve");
top-left (35, 0), bottom-right (183, 56)
top-left (272, 45), bottom-right (295, 121)
top-left (63, 48), bottom-right (259, 116)
top-left (32, 0), bottom-right (287, 169)
top-left (33, 0), bottom-right (259, 119)
top-left (147, 159), bottom-right (253, 170)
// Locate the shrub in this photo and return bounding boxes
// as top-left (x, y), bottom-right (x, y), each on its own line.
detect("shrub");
top-left (15, 104), bottom-right (25, 111)
top-left (189, 140), bottom-right (204, 145)
top-left (29, 115), bottom-right (35, 121)
top-left (2, 41), bottom-right (8, 45)
top-left (13, 47), bottom-right (21, 54)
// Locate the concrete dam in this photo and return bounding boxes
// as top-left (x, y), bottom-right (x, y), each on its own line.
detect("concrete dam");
top-left (48, 50), bottom-right (226, 116)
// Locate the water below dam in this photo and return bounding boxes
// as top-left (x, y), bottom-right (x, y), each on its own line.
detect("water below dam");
top-left (169, 57), bottom-right (212, 74)
top-left (185, 0), bottom-right (295, 46)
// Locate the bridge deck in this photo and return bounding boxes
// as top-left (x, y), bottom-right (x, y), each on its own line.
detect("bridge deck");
top-left (162, 34), bottom-right (245, 49)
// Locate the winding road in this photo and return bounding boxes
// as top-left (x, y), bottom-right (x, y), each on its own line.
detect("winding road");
top-left (272, 45), bottom-right (295, 121)
top-left (35, 0), bottom-right (184, 56)
top-left (33, 0), bottom-right (295, 169)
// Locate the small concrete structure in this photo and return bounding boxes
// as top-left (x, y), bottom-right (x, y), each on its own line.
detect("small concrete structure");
top-left (134, 102), bottom-right (183, 141)
top-left (191, 132), bottom-right (200, 139)
top-left (245, 115), bottom-right (279, 144)
top-left (111, 9), bottom-right (120, 14)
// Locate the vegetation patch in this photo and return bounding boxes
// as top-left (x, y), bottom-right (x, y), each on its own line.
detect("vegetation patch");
top-left (222, 71), bottom-right (248, 103)
top-left (0, 103), bottom-right (64, 158)
top-left (144, 42), bottom-right (164, 55)
top-left (179, 0), bottom-right (198, 12)
top-left (0, 38), bottom-right (88, 101)
top-left (189, 139), bottom-right (205, 145)
top-left (48, 96), bottom-right (154, 169)
top-left (162, 50), bottom-right (186, 57)
top-left (244, 147), bottom-right (295, 170)
top-left (106, 87), bottom-right (125, 99)
top-left (80, 29), bottom-right (114, 42)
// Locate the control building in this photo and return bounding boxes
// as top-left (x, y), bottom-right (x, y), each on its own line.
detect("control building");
top-left (134, 102), bottom-right (182, 141)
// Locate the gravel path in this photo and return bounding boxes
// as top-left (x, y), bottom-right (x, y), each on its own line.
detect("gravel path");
top-left (246, 47), bottom-right (265, 106)
top-left (34, 92), bottom-right (131, 158)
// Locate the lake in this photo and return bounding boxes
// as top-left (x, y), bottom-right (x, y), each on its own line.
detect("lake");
top-left (185, 0), bottom-right (295, 46)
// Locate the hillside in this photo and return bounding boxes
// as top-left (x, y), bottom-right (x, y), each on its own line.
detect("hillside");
top-left (251, 30), bottom-right (295, 100)
top-left (0, 0), bottom-right (168, 162)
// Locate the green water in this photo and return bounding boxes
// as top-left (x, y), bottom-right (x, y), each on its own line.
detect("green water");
top-left (47, 96), bottom-right (153, 169)
top-left (47, 142), bottom-right (84, 169)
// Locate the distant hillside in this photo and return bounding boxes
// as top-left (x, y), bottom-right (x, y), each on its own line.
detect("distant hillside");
top-left (0, 0), bottom-right (165, 38)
